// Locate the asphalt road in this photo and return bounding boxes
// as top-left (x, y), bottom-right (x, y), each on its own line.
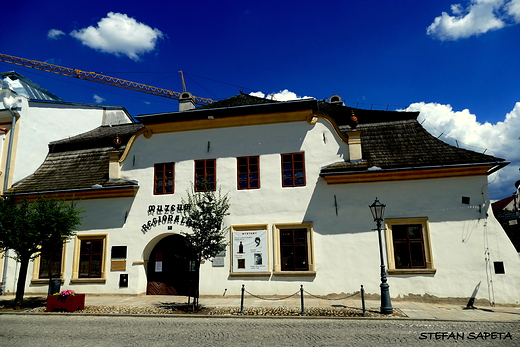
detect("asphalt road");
top-left (0, 314), bottom-right (518, 346)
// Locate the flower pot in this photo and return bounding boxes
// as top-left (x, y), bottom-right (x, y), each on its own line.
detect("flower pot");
top-left (46, 294), bottom-right (85, 312)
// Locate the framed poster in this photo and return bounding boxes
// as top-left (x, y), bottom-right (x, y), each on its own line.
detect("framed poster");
top-left (232, 229), bottom-right (268, 273)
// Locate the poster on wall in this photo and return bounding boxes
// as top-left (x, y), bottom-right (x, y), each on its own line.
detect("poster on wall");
top-left (232, 230), bottom-right (267, 272)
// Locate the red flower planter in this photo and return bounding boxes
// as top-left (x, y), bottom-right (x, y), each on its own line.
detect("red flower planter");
top-left (46, 294), bottom-right (85, 312)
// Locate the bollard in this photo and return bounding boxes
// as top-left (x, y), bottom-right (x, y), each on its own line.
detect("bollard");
top-left (361, 285), bottom-right (366, 317)
top-left (300, 285), bottom-right (305, 315)
top-left (240, 284), bottom-right (245, 314)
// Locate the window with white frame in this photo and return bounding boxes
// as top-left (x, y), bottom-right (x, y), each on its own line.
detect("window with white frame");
top-left (385, 218), bottom-right (436, 275)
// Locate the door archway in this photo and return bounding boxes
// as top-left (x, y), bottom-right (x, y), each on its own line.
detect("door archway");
top-left (146, 234), bottom-right (194, 295)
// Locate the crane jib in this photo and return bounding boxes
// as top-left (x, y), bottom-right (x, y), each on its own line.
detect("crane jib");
top-left (0, 53), bottom-right (214, 105)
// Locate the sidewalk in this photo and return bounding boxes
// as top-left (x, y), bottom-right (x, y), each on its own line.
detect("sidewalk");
top-left (1, 294), bottom-right (519, 321)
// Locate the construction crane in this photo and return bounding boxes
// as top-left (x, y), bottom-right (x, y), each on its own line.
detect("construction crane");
top-left (0, 53), bottom-right (215, 105)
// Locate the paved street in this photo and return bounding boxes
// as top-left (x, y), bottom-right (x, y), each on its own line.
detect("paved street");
top-left (0, 315), bottom-right (518, 347)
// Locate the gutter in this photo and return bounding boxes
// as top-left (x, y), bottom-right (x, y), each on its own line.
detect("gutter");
top-left (2, 184), bottom-right (139, 199)
top-left (320, 161), bottom-right (510, 178)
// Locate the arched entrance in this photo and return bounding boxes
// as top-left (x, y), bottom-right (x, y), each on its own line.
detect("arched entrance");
top-left (146, 234), bottom-right (194, 295)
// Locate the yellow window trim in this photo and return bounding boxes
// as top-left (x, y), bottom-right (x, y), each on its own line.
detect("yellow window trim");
top-left (72, 233), bottom-right (108, 280)
top-left (31, 243), bottom-right (68, 283)
top-left (273, 222), bottom-right (316, 275)
top-left (384, 217), bottom-right (436, 275)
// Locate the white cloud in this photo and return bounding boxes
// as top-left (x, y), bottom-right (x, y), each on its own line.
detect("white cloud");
top-left (93, 94), bottom-right (105, 103)
top-left (506, 0), bottom-right (520, 21)
top-left (427, 0), bottom-right (507, 40)
top-left (70, 12), bottom-right (163, 61)
top-left (47, 29), bottom-right (65, 40)
top-left (407, 102), bottom-right (520, 198)
top-left (250, 89), bottom-right (313, 101)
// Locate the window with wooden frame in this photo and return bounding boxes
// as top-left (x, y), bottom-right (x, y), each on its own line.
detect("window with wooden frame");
top-left (281, 152), bottom-right (305, 187)
top-left (273, 223), bottom-right (315, 276)
top-left (385, 218), bottom-right (436, 275)
top-left (38, 248), bottom-right (63, 279)
top-left (154, 163), bottom-right (174, 195)
top-left (195, 159), bottom-right (216, 191)
top-left (237, 156), bottom-right (260, 190)
top-left (79, 239), bottom-right (103, 278)
top-left (31, 244), bottom-right (67, 283)
top-left (71, 234), bottom-right (108, 283)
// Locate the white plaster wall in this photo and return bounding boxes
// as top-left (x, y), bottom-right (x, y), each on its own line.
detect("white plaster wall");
top-left (13, 101), bottom-right (132, 183)
top-left (12, 118), bottom-right (520, 304)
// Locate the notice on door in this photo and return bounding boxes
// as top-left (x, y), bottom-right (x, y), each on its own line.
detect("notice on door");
top-left (232, 230), bottom-right (267, 272)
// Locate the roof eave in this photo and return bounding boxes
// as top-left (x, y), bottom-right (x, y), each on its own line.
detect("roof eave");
top-left (4, 185), bottom-right (139, 201)
top-left (320, 162), bottom-right (509, 185)
top-left (136, 98), bottom-right (318, 124)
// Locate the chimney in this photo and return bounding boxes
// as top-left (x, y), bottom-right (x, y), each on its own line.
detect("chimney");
top-left (179, 91), bottom-right (196, 111)
top-left (346, 130), bottom-right (362, 162)
top-left (108, 151), bottom-right (121, 180)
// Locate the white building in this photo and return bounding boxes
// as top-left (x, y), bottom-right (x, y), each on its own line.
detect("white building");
top-left (0, 72), bottom-right (134, 194)
top-left (4, 93), bottom-right (520, 305)
top-left (0, 71), bottom-right (134, 294)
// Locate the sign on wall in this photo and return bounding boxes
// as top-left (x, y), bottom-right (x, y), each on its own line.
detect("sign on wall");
top-left (232, 230), bottom-right (267, 272)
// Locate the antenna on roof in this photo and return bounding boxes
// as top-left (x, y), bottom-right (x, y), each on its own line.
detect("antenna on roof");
top-left (179, 71), bottom-right (187, 92)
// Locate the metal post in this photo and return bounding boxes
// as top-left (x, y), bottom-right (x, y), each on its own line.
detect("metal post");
top-left (361, 285), bottom-right (366, 317)
top-left (300, 285), bottom-right (305, 315)
top-left (376, 218), bottom-right (393, 314)
top-left (240, 284), bottom-right (245, 314)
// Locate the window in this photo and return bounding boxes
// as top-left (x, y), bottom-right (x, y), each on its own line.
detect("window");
top-left (280, 229), bottom-right (308, 271)
top-left (79, 239), bottom-right (103, 278)
top-left (237, 156), bottom-right (260, 190)
top-left (38, 248), bottom-right (63, 279)
top-left (195, 159), bottom-right (216, 191)
top-left (385, 218), bottom-right (436, 275)
top-left (154, 163), bottom-right (174, 195)
top-left (72, 234), bottom-right (108, 283)
top-left (273, 223), bottom-right (315, 275)
top-left (31, 245), bottom-right (67, 283)
top-left (281, 153), bottom-right (305, 187)
top-left (391, 225), bottom-right (426, 269)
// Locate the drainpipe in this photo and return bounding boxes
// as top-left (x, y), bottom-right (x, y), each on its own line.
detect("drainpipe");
top-left (0, 101), bottom-right (18, 295)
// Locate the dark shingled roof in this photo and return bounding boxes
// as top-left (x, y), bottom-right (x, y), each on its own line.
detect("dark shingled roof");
top-left (319, 105), bottom-right (505, 173)
top-left (198, 93), bottom-right (280, 109)
top-left (6, 94), bottom-right (506, 195)
top-left (8, 123), bottom-right (144, 194)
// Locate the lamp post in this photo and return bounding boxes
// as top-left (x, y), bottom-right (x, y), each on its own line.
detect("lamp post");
top-left (369, 197), bottom-right (393, 314)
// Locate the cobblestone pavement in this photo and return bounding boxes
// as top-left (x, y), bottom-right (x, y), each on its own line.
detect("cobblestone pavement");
top-left (1, 294), bottom-right (519, 322)
top-left (0, 315), bottom-right (518, 347)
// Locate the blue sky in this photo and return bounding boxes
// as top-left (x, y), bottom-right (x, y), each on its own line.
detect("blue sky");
top-left (1, 0), bottom-right (519, 200)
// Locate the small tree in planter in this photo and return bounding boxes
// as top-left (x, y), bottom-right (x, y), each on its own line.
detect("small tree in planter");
top-left (181, 186), bottom-right (230, 310)
top-left (0, 195), bottom-right (83, 309)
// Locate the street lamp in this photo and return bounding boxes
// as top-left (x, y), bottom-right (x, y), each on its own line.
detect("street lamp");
top-left (369, 197), bottom-right (393, 314)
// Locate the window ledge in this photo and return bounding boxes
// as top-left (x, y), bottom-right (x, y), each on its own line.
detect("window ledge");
top-left (388, 268), bottom-right (437, 275)
top-left (70, 278), bottom-right (107, 284)
top-left (31, 279), bottom-right (64, 285)
top-left (229, 272), bottom-right (272, 277)
top-left (273, 271), bottom-right (316, 277)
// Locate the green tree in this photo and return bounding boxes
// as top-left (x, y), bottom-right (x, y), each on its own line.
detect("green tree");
top-left (0, 195), bottom-right (83, 309)
top-left (181, 186), bottom-right (230, 309)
